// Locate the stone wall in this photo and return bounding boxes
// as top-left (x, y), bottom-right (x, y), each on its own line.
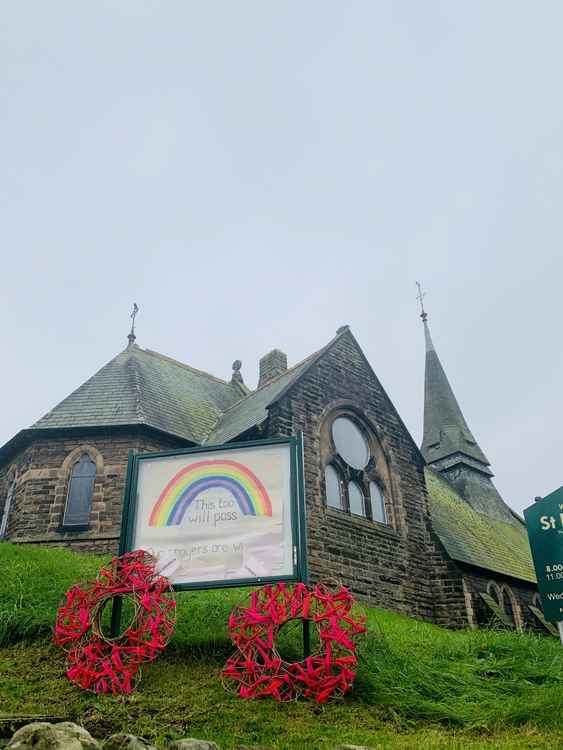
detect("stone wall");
top-left (420, 530), bottom-right (541, 632)
top-left (427, 531), bottom-right (470, 628)
top-left (264, 329), bottom-right (438, 622)
top-left (0, 429), bottom-right (188, 553)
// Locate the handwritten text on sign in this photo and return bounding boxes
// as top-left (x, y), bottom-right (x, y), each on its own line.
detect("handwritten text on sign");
top-left (132, 444), bottom-right (295, 587)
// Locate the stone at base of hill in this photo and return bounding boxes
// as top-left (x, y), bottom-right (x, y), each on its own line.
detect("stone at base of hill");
top-left (8, 723), bottom-right (99, 750)
top-left (102, 736), bottom-right (157, 750)
top-left (168, 741), bottom-right (219, 750)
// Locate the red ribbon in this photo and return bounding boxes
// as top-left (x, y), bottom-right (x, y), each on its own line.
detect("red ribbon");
top-left (54, 550), bottom-right (176, 695)
top-left (223, 582), bottom-right (366, 703)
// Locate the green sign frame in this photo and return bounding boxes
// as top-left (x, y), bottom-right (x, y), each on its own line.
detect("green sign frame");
top-left (524, 486), bottom-right (563, 622)
top-left (119, 434), bottom-right (308, 592)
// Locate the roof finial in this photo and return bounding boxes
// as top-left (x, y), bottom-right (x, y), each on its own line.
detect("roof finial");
top-left (127, 303), bottom-right (139, 348)
top-left (231, 359), bottom-right (244, 385)
top-left (416, 281), bottom-right (428, 323)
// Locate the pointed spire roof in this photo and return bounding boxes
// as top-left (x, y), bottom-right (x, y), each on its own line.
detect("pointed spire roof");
top-left (421, 318), bottom-right (490, 469)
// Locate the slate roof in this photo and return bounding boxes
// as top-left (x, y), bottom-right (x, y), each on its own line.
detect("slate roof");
top-left (6, 332), bottom-right (341, 456)
top-left (421, 321), bottom-right (490, 467)
top-left (426, 467), bottom-right (536, 583)
top-left (205, 346), bottom-right (329, 444)
top-left (32, 345), bottom-right (244, 444)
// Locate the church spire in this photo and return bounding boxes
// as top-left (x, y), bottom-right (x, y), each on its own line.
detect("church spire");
top-left (417, 288), bottom-right (520, 523)
top-left (417, 285), bottom-right (490, 472)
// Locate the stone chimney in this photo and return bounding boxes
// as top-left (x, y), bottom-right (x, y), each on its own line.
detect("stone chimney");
top-left (258, 349), bottom-right (288, 388)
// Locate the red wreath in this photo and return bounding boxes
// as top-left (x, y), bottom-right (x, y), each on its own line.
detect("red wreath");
top-left (222, 582), bottom-right (366, 703)
top-left (54, 550), bottom-right (176, 695)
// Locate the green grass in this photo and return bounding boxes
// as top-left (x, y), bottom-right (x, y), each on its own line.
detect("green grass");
top-left (1, 543), bottom-right (562, 749)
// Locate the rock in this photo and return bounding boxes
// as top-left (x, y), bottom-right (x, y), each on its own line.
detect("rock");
top-left (8, 723), bottom-right (99, 750)
top-left (169, 742), bottom-right (220, 750)
top-left (333, 746), bottom-right (378, 750)
top-left (102, 736), bottom-right (157, 750)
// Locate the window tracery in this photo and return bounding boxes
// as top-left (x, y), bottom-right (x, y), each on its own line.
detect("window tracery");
top-left (321, 410), bottom-right (390, 525)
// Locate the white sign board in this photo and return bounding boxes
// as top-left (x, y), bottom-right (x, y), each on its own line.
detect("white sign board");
top-left (121, 438), bottom-right (304, 590)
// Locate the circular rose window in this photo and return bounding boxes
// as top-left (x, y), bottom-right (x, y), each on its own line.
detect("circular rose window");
top-left (331, 417), bottom-right (369, 470)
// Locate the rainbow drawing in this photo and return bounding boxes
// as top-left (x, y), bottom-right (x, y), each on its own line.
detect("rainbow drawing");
top-left (149, 459), bottom-right (272, 527)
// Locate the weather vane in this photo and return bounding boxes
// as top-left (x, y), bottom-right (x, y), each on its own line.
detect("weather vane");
top-left (416, 282), bottom-right (428, 323)
top-left (128, 303), bottom-right (139, 346)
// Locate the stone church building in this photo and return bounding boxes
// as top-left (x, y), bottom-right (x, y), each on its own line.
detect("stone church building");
top-left (0, 314), bottom-right (539, 630)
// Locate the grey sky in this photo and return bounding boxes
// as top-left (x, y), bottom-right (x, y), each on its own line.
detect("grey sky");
top-left (2, 2), bottom-right (562, 515)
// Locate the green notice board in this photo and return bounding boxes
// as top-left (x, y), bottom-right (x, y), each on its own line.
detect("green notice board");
top-left (524, 486), bottom-right (563, 622)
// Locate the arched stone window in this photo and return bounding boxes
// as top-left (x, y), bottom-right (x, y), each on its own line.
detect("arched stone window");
top-left (62, 453), bottom-right (97, 528)
top-left (321, 408), bottom-right (391, 525)
top-left (480, 580), bottom-right (511, 627)
top-left (0, 475), bottom-right (16, 539)
top-left (482, 581), bottom-right (523, 631)
top-left (48, 446), bottom-right (104, 534)
top-left (487, 580), bottom-right (503, 607)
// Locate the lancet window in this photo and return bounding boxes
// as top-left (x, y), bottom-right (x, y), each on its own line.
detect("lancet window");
top-left (62, 453), bottom-right (97, 528)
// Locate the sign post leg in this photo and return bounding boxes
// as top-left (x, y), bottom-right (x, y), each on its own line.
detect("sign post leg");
top-left (303, 619), bottom-right (311, 659)
top-left (558, 621), bottom-right (563, 646)
top-left (110, 595), bottom-right (123, 639)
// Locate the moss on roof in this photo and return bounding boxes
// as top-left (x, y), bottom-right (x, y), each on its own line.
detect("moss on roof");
top-left (426, 467), bottom-right (536, 584)
top-left (28, 335), bottom-right (339, 449)
top-left (32, 345), bottom-right (243, 444)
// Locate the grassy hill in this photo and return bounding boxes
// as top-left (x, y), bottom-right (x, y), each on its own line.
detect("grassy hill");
top-left (0, 543), bottom-right (562, 750)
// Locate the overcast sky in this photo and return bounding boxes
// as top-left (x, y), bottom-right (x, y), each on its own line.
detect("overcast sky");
top-left (2, 2), bottom-right (562, 514)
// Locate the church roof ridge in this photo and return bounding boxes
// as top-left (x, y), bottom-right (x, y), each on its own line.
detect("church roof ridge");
top-left (207, 326), bottom-right (349, 421)
top-left (219, 348), bottom-right (323, 416)
top-left (129, 349), bottom-right (147, 424)
top-left (140, 347), bottom-right (231, 385)
top-left (204, 328), bottom-right (348, 445)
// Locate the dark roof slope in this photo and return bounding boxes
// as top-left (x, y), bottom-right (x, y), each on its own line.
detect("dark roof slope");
top-left (426, 467), bottom-right (535, 583)
top-left (205, 347), bottom-right (327, 444)
top-left (421, 322), bottom-right (490, 467)
top-left (32, 345), bottom-right (243, 444)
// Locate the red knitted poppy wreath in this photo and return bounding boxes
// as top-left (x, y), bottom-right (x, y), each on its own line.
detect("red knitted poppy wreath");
top-left (54, 550), bottom-right (176, 695)
top-left (222, 582), bottom-right (366, 703)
